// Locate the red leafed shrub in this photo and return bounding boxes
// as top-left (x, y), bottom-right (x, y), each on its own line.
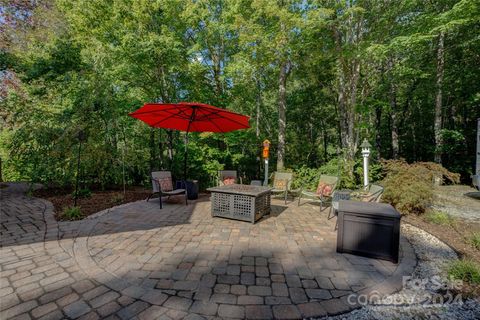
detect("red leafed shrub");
top-left (381, 160), bottom-right (460, 215)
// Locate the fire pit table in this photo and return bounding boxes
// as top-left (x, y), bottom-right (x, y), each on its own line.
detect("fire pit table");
top-left (207, 184), bottom-right (272, 223)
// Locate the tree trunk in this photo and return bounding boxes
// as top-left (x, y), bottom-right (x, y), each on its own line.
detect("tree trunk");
top-left (322, 123), bottom-right (328, 163)
top-left (434, 31), bottom-right (445, 163)
top-left (158, 130), bottom-right (164, 170)
top-left (347, 60), bottom-right (360, 160)
top-left (333, 26), bottom-right (357, 162)
top-left (149, 130), bottom-right (156, 171)
top-left (390, 82), bottom-right (399, 159)
top-left (334, 28), bottom-right (348, 153)
top-left (277, 60), bottom-right (288, 170)
top-left (166, 130), bottom-right (174, 169)
top-left (256, 77), bottom-right (262, 138)
top-left (375, 106), bottom-right (382, 161)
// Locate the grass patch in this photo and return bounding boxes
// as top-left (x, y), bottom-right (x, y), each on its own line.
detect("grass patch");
top-left (467, 232), bottom-right (480, 250)
top-left (447, 259), bottom-right (480, 284)
top-left (424, 210), bottom-right (455, 225)
top-left (62, 206), bottom-right (83, 220)
top-left (110, 194), bottom-right (125, 205)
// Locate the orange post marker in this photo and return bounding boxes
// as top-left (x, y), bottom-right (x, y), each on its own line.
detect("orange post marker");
top-left (262, 139), bottom-right (270, 159)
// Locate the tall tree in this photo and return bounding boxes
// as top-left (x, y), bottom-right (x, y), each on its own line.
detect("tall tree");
top-left (434, 30), bottom-right (445, 163)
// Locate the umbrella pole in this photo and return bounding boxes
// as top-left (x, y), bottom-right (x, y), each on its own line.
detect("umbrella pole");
top-left (184, 132), bottom-right (188, 181)
top-left (184, 107), bottom-right (197, 181)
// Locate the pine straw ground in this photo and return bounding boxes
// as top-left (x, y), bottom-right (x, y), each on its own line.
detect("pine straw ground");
top-left (33, 187), bottom-right (152, 220)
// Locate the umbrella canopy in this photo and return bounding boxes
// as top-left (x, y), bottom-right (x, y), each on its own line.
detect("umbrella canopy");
top-left (129, 102), bottom-right (250, 180)
top-left (128, 102), bottom-right (250, 133)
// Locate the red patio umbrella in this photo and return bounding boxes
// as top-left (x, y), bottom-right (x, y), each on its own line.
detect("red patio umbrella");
top-left (129, 102), bottom-right (250, 179)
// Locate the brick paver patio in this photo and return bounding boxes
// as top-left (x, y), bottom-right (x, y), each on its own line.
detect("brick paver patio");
top-left (0, 183), bottom-right (416, 319)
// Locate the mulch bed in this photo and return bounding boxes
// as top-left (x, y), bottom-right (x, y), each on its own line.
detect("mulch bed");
top-left (404, 215), bottom-right (480, 264)
top-left (34, 187), bottom-right (152, 221)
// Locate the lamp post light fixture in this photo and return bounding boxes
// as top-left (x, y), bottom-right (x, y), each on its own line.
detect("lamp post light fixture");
top-left (262, 140), bottom-right (271, 186)
top-left (360, 139), bottom-right (372, 190)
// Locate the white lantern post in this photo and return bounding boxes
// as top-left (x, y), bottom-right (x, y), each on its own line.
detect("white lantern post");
top-left (360, 139), bottom-right (372, 190)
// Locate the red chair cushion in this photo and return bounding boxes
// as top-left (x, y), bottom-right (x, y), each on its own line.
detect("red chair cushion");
top-left (316, 183), bottom-right (333, 196)
top-left (223, 177), bottom-right (236, 185)
top-left (274, 179), bottom-right (288, 189)
top-left (159, 177), bottom-right (173, 191)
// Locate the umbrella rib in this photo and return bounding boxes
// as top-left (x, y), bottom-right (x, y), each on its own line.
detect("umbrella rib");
top-left (212, 113), bottom-right (250, 129)
top-left (150, 113), bottom-right (182, 128)
top-left (195, 108), bottom-right (249, 131)
top-left (129, 105), bottom-right (186, 116)
top-left (202, 112), bottom-right (226, 133)
top-left (162, 109), bottom-right (191, 120)
top-left (200, 109), bottom-right (250, 128)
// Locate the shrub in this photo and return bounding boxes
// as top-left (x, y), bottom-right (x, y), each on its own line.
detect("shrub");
top-left (291, 166), bottom-right (320, 190)
top-left (381, 160), bottom-right (460, 214)
top-left (424, 210), bottom-right (455, 225)
top-left (62, 206), bottom-right (82, 220)
top-left (447, 259), bottom-right (480, 284)
top-left (291, 157), bottom-right (382, 191)
top-left (467, 232), bottom-right (480, 250)
top-left (72, 188), bottom-right (91, 199)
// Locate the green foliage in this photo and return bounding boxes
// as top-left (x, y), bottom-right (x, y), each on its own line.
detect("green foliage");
top-left (0, 0), bottom-right (478, 190)
top-left (467, 233), bottom-right (480, 250)
top-left (440, 129), bottom-right (470, 177)
top-left (291, 157), bottom-right (383, 191)
top-left (291, 166), bottom-right (320, 191)
top-left (62, 206), bottom-right (82, 220)
top-left (72, 188), bottom-right (91, 199)
top-left (381, 160), bottom-right (460, 214)
top-left (424, 210), bottom-right (455, 225)
top-left (447, 259), bottom-right (480, 284)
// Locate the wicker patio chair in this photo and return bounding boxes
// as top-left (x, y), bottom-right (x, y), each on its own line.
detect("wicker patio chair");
top-left (298, 175), bottom-right (339, 212)
top-left (147, 171), bottom-right (187, 209)
top-left (218, 170), bottom-right (242, 186)
top-left (271, 172), bottom-right (293, 204)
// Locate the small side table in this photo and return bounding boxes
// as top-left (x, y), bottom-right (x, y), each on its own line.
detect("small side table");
top-left (332, 190), bottom-right (351, 215)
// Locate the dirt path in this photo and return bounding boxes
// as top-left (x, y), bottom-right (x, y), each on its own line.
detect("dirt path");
top-left (432, 185), bottom-right (480, 222)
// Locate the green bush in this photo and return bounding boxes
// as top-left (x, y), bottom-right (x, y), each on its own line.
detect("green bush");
top-left (467, 232), bottom-right (480, 250)
top-left (425, 211), bottom-right (455, 225)
top-left (447, 259), bottom-right (480, 284)
top-left (381, 160), bottom-right (460, 214)
top-left (72, 188), bottom-right (91, 199)
top-left (62, 206), bottom-right (82, 220)
top-left (291, 166), bottom-right (320, 190)
top-left (290, 155), bottom-right (384, 191)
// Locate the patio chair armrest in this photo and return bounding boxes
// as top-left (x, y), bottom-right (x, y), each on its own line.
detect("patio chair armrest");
top-left (350, 189), bottom-right (369, 200)
top-left (287, 179), bottom-right (292, 189)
